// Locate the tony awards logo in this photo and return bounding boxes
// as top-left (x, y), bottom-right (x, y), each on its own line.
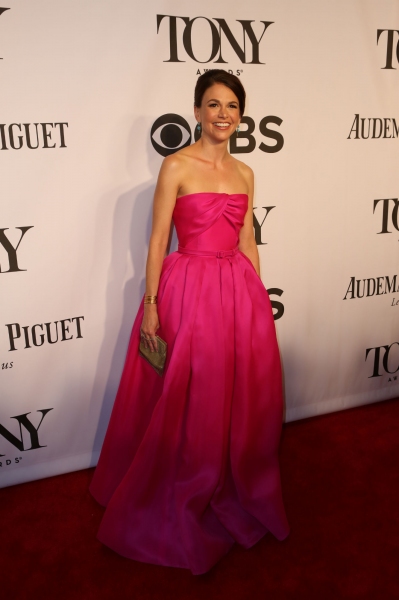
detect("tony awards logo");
top-left (365, 343), bottom-right (399, 380)
top-left (377, 29), bottom-right (399, 69)
top-left (0, 409), bottom-right (53, 463)
top-left (0, 227), bottom-right (33, 273)
top-left (157, 15), bottom-right (273, 64)
top-left (373, 198), bottom-right (399, 234)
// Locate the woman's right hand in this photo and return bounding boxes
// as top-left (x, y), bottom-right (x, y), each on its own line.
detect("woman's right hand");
top-left (140, 305), bottom-right (160, 353)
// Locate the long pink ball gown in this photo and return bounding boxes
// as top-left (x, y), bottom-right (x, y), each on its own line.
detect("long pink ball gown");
top-left (90, 192), bottom-right (289, 574)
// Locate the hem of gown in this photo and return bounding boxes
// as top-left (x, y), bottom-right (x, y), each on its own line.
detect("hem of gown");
top-left (96, 525), bottom-right (282, 575)
top-left (91, 487), bottom-right (290, 572)
top-left (96, 531), bottom-right (234, 575)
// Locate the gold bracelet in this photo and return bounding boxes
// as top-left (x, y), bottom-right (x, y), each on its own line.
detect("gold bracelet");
top-left (144, 295), bottom-right (157, 304)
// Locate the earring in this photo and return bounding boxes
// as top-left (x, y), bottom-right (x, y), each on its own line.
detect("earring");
top-left (196, 122), bottom-right (201, 132)
top-left (236, 124), bottom-right (240, 133)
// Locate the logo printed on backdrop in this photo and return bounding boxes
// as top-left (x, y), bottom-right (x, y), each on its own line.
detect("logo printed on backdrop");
top-left (151, 114), bottom-right (191, 157)
top-left (347, 115), bottom-right (399, 139)
top-left (157, 16), bottom-right (273, 64)
top-left (0, 408), bottom-right (53, 461)
top-left (0, 227), bottom-right (33, 273)
top-left (196, 68), bottom-right (244, 77)
top-left (151, 114), bottom-right (284, 156)
top-left (267, 289), bottom-right (284, 321)
top-left (0, 123), bottom-right (68, 150)
top-left (5, 316), bottom-right (84, 352)
top-left (373, 198), bottom-right (399, 234)
top-left (365, 343), bottom-right (399, 380)
top-left (225, 116), bottom-right (284, 154)
top-left (0, 7), bottom-right (10, 60)
top-left (253, 206), bottom-right (275, 245)
top-left (343, 274), bottom-right (399, 305)
top-left (377, 29), bottom-right (399, 69)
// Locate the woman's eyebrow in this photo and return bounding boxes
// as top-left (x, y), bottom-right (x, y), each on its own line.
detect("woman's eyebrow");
top-left (206, 98), bottom-right (238, 104)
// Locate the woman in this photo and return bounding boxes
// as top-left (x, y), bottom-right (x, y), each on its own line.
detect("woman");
top-left (90, 70), bottom-right (289, 574)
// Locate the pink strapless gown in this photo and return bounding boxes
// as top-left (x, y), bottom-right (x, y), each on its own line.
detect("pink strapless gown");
top-left (90, 192), bottom-right (289, 574)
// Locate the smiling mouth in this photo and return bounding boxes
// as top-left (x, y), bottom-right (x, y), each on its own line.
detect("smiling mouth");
top-left (213, 122), bottom-right (230, 128)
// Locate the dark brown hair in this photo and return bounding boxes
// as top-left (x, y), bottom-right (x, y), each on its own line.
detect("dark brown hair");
top-left (194, 69), bottom-right (246, 116)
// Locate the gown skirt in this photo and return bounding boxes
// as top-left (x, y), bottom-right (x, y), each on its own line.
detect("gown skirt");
top-left (90, 192), bottom-right (289, 575)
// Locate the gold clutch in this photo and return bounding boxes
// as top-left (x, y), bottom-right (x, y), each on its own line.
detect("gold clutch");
top-left (139, 335), bottom-right (167, 376)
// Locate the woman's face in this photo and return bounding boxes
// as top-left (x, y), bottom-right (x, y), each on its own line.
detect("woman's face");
top-left (195, 83), bottom-right (241, 140)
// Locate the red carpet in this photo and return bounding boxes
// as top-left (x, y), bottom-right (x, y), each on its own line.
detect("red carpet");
top-left (2, 398), bottom-right (399, 600)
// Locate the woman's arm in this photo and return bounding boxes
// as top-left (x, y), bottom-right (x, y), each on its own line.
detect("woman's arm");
top-left (141, 155), bottom-right (181, 351)
top-left (238, 167), bottom-right (260, 276)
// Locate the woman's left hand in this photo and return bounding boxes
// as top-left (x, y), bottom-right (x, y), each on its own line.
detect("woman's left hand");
top-left (140, 304), bottom-right (160, 352)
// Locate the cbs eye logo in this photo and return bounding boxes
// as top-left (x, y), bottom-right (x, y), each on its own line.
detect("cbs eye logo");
top-left (150, 113), bottom-right (284, 156)
top-left (150, 114), bottom-right (192, 157)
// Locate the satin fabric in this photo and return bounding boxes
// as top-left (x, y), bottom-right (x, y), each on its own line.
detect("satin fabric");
top-left (90, 192), bottom-right (289, 574)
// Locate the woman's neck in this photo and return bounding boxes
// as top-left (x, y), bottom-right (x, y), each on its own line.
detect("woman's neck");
top-left (197, 136), bottom-right (230, 166)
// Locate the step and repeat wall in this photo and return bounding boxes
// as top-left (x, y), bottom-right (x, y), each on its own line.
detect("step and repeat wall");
top-left (1, 0), bottom-right (398, 487)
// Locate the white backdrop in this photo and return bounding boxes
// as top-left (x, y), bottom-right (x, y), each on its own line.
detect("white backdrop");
top-left (1, 0), bottom-right (398, 487)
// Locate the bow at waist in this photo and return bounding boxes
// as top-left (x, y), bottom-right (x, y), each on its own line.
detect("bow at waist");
top-left (178, 245), bottom-right (239, 258)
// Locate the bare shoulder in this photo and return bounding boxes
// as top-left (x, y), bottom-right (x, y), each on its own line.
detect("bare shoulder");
top-left (160, 152), bottom-right (186, 174)
top-left (161, 145), bottom-right (199, 173)
top-left (232, 156), bottom-right (254, 178)
top-left (157, 152), bottom-right (185, 187)
top-left (156, 150), bottom-right (196, 200)
top-left (230, 156), bottom-right (254, 191)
